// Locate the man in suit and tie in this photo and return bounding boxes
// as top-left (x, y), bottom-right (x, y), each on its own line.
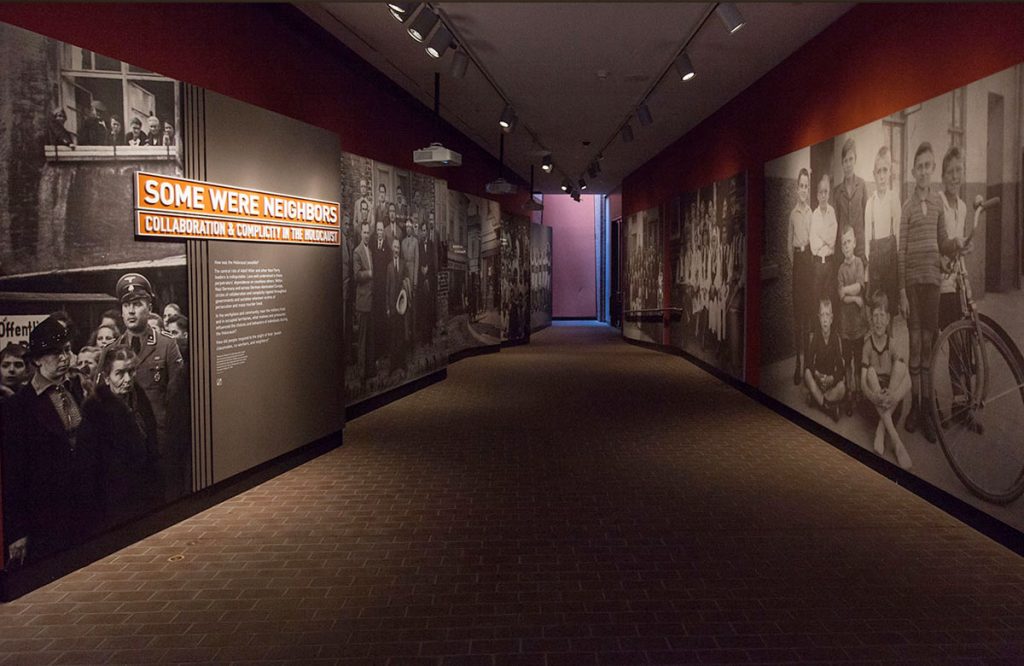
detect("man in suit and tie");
top-left (386, 237), bottom-right (407, 373)
top-left (371, 219), bottom-right (391, 372)
top-left (2, 315), bottom-right (100, 566)
top-left (418, 218), bottom-right (438, 345)
top-left (114, 273), bottom-right (186, 501)
top-left (353, 221), bottom-right (374, 379)
top-left (383, 202), bottom-right (401, 250)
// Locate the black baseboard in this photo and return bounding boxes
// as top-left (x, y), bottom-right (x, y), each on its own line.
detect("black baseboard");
top-left (500, 337), bottom-right (530, 349)
top-left (345, 368), bottom-right (447, 421)
top-left (2, 429), bottom-right (344, 601)
top-left (530, 323), bottom-right (551, 334)
top-left (622, 336), bottom-right (1024, 558)
top-left (448, 344), bottom-right (501, 365)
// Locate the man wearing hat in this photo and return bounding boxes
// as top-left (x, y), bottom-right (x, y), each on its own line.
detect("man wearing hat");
top-left (79, 99), bottom-right (109, 146)
top-left (2, 315), bottom-right (100, 566)
top-left (114, 272), bottom-right (186, 501)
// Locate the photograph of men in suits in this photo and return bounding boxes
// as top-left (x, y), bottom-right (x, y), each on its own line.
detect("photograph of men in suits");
top-left (353, 220), bottom-right (374, 379)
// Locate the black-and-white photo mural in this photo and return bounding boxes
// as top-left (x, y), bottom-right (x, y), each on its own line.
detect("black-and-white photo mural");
top-left (446, 190), bottom-right (501, 353)
top-left (341, 152), bottom-right (448, 405)
top-left (760, 62), bottom-right (1024, 529)
top-left (500, 213), bottom-right (531, 344)
top-left (623, 206), bottom-right (663, 344)
top-left (1, 23), bottom-right (190, 568)
top-left (669, 173), bottom-right (747, 379)
top-left (530, 222), bottom-right (552, 331)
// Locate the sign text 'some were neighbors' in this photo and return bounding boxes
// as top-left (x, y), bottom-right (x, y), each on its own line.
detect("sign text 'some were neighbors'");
top-left (134, 173), bottom-right (341, 246)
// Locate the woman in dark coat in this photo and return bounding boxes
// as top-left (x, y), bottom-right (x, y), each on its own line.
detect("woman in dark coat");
top-left (78, 344), bottom-right (162, 530)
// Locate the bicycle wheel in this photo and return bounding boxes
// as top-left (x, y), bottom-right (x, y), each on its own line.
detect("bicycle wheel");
top-left (930, 319), bottom-right (1024, 504)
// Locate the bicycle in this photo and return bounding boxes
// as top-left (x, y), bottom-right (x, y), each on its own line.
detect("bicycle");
top-left (929, 195), bottom-right (1024, 504)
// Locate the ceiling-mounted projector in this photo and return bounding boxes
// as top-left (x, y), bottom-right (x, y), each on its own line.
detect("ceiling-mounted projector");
top-left (414, 142), bottom-right (462, 167)
top-left (485, 177), bottom-right (517, 195)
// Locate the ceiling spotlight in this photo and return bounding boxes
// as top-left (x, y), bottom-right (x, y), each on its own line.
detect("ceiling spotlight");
top-left (502, 111), bottom-right (517, 133)
top-left (425, 24), bottom-right (453, 58)
top-left (450, 49), bottom-right (469, 78)
top-left (715, 3), bottom-right (746, 34)
top-left (675, 51), bottom-right (696, 81)
top-left (541, 154), bottom-right (553, 173)
top-left (637, 102), bottom-right (653, 127)
top-left (561, 178), bottom-right (571, 192)
top-left (587, 162), bottom-right (598, 179)
top-left (407, 7), bottom-right (438, 42)
top-left (578, 178), bottom-right (588, 192)
top-left (388, 2), bottom-right (418, 23)
top-left (621, 123), bottom-right (634, 143)
top-left (499, 104), bottom-right (515, 130)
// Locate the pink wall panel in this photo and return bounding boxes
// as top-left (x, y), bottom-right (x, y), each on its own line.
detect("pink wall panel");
top-left (544, 195), bottom-right (597, 318)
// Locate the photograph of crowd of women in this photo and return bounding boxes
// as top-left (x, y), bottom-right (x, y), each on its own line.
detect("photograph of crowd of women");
top-left (669, 173), bottom-right (747, 380)
top-left (760, 62), bottom-right (1024, 528)
top-left (530, 222), bottom-right (552, 331)
top-left (500, 214), bottom-right (532, 343)
top-left (340, 152), bottom-right (448, 405)
top-left (1, 25), bottom-right (192, 567)
top-left (446, 191), bottom-right (502, 352)
top-left (623, 206), bottom-right (664, 344)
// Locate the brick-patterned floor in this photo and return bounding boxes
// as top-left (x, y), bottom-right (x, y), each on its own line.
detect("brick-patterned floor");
top-left (2, 324), bottom-right (1024, 665)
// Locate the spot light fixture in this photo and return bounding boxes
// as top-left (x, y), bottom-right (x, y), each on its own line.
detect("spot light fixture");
top-left (499, 104), bottom-right (515, 131)
top-left (715, 3), bottom-right (746, 34)
top-left (425, 24), bottom-right (453, 58)
top-left (541, 154), bottom-right (553, 173)
top-left (637, 102), bottom-right (653, 127)
top-left (388, 3), bottom-right (418, 23)
top-left (578, 178), bottom-right (588, 192)
top-left (450, 49), bottom-right (469, 78)
top-left (675, 52), bottom-right (696, 81)
top-left (561, 178), bottom-right (571, 192)
top-left (407, 7), bottom-right (438, 42)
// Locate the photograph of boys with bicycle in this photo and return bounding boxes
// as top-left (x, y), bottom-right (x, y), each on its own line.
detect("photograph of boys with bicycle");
top-left (759, 62), bottom-right (1024, 529)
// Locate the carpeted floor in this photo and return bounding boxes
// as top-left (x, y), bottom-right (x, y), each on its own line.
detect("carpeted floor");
top-left (1, 323), bottom-right (1023, 664)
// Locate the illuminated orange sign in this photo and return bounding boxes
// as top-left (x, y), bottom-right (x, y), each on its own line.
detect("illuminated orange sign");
top-left (134, 172), bottom-right (341, 246)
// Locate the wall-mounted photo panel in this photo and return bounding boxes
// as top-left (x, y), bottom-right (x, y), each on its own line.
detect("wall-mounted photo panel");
top-left (1, 23), bottom-right (190, 568)
top-left (623, 206), bottom-right (663, 344)
top-left (760, 62), bottom-right (1024, 531)
top-left (447, 190), bottom-right (501, 353)
top-left (500, 213), bottom-right (531, 343)
top-left (530, 223), bottom-right (552, 331)
top-left (341, 153), bottom-right (448, 405)
top-left (669, 173), bottom-right (747, 379)
top-left (0, 21), bottom-right (349, 581)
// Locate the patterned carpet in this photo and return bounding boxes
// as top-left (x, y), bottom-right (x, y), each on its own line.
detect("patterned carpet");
top-left (1, 323), bottom-right (1023, 664)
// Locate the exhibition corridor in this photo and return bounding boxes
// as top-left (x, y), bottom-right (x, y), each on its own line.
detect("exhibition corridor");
top-left (0, 323), bottom-right (1022, 665)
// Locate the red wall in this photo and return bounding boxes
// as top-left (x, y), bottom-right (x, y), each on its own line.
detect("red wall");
top-left (621, 3), bottom-right (1024, 385)
top-left (0, 3), bottom-right (529, 211)
top-left (544, 195), bottom-right (597, 318)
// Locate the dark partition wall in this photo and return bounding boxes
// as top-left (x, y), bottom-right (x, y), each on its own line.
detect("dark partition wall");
top-left (341, 151), bottom-right (449, 406)
top-left (500, 214), bottom-right (531, 343)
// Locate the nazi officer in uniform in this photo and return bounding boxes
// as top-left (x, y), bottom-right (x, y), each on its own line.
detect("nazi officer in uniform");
top-left (113, 273), bottom-right (187, 502)
top-left (1, 315), bottom-right (100, 567)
